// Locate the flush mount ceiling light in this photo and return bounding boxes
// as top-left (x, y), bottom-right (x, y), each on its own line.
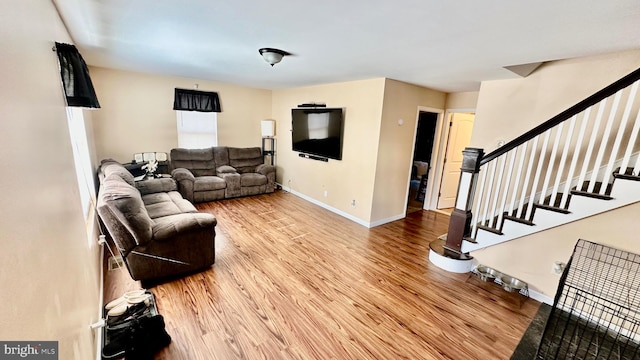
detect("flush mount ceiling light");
top-left (259, 48), bottom-right (290, 67)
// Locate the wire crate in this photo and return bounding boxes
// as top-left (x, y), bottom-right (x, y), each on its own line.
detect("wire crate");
top-left (536, 239), bottom-right (640, 359)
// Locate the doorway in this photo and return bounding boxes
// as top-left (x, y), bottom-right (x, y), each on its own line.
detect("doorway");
top-left (407, 111), bottom-right (438, 214)
top-left (436, 112), bottom-right (475, 212)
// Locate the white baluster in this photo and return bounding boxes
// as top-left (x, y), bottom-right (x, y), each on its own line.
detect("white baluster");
top-left (471, 163), bottom-right (489, 238)
top-left (588, 90), bottom-right (622, 193)
top-left (526, 131), bottom-right (551, 220)
top-left (509, 143), bottom-right (528, 217)
top-left (517, 136), bottom-right (538, 219)
top-left (481, 160), bottom-right (498, 227)
top-left (577, 99), bottom-right (607, 192)
top-left (489, 155), bottom-right (507, 228)
top-left (498, 150), bottom-right (517, 227)
top-left (551, 116), bottom-right (576, 207)
top-left (619, 85), bottom-right (640, 175)
top-left (603, 82), bottom-right (638, 183)
top-left (561, 108), bottom-right (591, 208)
top-left (540, 123), bottom-right (565, 205)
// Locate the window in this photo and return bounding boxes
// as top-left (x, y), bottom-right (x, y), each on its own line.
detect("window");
top-left (176, 110), bottom-right (218, 148)
top-left (66, 107), bottom-right (95, 220)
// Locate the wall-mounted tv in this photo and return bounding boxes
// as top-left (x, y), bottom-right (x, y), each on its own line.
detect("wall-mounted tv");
top-left (291, 108), bottom-right (344, 160)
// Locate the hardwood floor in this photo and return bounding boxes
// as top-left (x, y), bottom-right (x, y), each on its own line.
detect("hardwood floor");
top-left (104, 190), bottom-right (540, 359)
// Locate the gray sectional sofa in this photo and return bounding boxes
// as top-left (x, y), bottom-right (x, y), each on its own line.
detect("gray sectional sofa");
top-left (170, 147), bottom-right (275, 203)
top-left (97, 160), bottom-right (217, 282)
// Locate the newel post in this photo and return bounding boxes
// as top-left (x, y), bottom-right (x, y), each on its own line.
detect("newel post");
top-left (444, 147), bottom-right (484, 254)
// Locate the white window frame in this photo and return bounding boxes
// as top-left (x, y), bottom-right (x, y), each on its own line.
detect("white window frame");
top-left (176, 110), bottom-right (218, 149)
top-left (66, 107), bottom-right (95, 220)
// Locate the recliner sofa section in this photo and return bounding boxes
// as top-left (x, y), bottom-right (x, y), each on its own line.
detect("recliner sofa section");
top-left (170, 147), bottom-right (275, 203)
top-left (97, 160), bottom-right (216, 282)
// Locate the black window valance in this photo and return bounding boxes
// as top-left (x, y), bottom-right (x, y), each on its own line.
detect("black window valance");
top-left (173, 88), bottom-right (221, 112)
top-left (54, 42), bottom-right (100, 108)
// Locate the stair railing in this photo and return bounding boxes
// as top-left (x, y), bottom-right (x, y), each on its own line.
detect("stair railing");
top-left (444, 67), bottom-right (640, 254)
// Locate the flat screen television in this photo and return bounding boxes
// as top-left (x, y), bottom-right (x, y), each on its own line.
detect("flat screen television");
top-left (291, 108), bottom-right (344, 160)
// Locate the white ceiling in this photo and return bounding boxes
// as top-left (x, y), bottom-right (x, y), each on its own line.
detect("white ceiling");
top-left (53, 0), bottom-right (640, 93)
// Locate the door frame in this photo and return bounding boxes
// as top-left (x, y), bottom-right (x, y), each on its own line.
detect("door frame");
top-left (405, 106), bottom-right (444, 212)
top-left (425, 107), bottom-right (476, 211)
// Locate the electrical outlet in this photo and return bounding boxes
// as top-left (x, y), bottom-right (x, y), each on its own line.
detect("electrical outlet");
top-left (553, 261), bottom-right (565, 275)
top-left (323, 190), bottom-right (328, 197)
top-left (351, 199), bottom-right (356, 207)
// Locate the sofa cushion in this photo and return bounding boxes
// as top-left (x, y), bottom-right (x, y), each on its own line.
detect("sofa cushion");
top-left (143, 191), bottom-right (197, 219)
top-left (101, 177), bottom-right (153, 245)
top-left (194, 176), bottom-right (227, 191)
top-left (170, 148), bottom-right (217, 177)
top-left (241, 173), bottom-right (267, 187)
top-left (212, 146), bottom-right (229, 167)
top-left (229, 147), bottom-right (263, 173)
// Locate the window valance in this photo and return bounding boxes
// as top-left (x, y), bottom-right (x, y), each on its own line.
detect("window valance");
top-left (173, 88), bottom-right (221, 112)
top-left (54, 42), bottom-right (100, 108)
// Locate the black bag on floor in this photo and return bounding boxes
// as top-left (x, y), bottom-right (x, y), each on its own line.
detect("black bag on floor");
top-left (125, 314), bottom-right (171, 360)
top-left (103, 314), bottom-right (171, 360)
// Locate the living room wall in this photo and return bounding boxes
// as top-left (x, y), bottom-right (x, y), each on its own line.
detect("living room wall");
top-left (370, 79), bottom-right (446, 223)
top-left (470, 49), bottom-right (640, 300)
top-left (272, 79), bottom-right (386, 224)
top-left (90, 67), bottom-right (272, 162)
top-left (0, 1), bottom-right (102, 358)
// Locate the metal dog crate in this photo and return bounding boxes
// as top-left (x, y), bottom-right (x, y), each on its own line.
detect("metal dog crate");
top-left (536, 239), bottom-right (640, 359)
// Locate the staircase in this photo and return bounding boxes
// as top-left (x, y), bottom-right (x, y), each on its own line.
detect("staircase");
top-left (430, 67), bottom-right (640, 272)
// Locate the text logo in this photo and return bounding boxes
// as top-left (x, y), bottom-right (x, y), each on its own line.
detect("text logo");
top-left (0, 342), bottom-right (57, 359)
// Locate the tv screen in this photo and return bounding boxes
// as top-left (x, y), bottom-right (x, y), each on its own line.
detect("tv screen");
top-left (292, 108), bottom-right (344, 160)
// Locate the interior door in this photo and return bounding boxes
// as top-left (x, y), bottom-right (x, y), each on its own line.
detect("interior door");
top-left (437, 113), bottom-right (474, 209)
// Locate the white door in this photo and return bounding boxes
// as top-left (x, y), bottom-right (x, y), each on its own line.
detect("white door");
top-left (437, 113), bottom-right (474, 209)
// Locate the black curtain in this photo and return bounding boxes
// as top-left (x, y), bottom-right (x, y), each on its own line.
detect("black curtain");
top-left (54, 42), bottom-right (100, 108)
top-left (173, 88), bottom-right (221, 112)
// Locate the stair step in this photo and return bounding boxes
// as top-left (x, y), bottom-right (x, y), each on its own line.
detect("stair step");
top-left (463, 236), bottom-right (478, 244)
top-left (503, 215), bottom-right (535, 226)
top-left (477, 224), bottom-right (503, 235)
top-left (429, 239), bottom-right (473, 273)
top-left (614, 167), bottom-right (636, 176)
top-left (570, 190), bottom-right (613, 201)
top-left (533, 203), bottom-right (571, 214)
top-left (574, 181), bottom-right (613, 195)
top-left (613, 172), bottom-right (640, 181)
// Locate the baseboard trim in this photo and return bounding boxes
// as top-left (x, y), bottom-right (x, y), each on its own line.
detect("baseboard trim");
top-left (528, 288), bottom-right (554, 305)
top-left (95, 242), bottom-right (104, 360)
top-left (279, 185), bottom-right (372, 228)
top-left (369, 214), bottom-right (406, 227)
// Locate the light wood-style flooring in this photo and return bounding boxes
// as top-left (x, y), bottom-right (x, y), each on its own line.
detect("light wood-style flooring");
top-left (104, 190), bottom-right (539, 359)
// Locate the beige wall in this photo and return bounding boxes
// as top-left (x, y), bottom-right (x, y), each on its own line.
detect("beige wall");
top-left (272, 79), bottom-right (386, 223)
top-left (0, 1), bottom-right (102, 358)
top-left (470, 49), bottom-right (640, 299)
top-left (472, 49), bottom-right (640, 151)
top-left (90, 67), bottom-right (272, 162)
top-left (371, 79), bottom-right (446, 222)
top-left (472, 202), bottom-right (640, 298)
top-left (445, 91), bottom-right (479, 110)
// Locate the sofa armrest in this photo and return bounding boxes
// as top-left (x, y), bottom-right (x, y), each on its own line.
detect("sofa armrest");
top-left (216, 165), bottom-right (237, 176)
top-left (171, 168), bottom-right (195, 182)
top-left (135, 178), bottom-right (177, 195)
top-left (256, 164), bottom-right (275, 176)
top-left (171, 168), bottom-right (195, 202)
top-left (152, 213), bottom-right (217, 242)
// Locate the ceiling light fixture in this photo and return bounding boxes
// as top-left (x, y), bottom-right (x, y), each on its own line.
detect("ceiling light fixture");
top-left (259, 48), bottom-right (290, 67)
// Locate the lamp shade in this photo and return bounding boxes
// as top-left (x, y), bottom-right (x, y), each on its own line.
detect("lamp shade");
top-left (261, 120), bottom-right (275, 137)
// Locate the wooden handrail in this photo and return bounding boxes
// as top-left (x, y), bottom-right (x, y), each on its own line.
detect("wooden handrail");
top-left (480, 66), bottom-right (640, 166)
